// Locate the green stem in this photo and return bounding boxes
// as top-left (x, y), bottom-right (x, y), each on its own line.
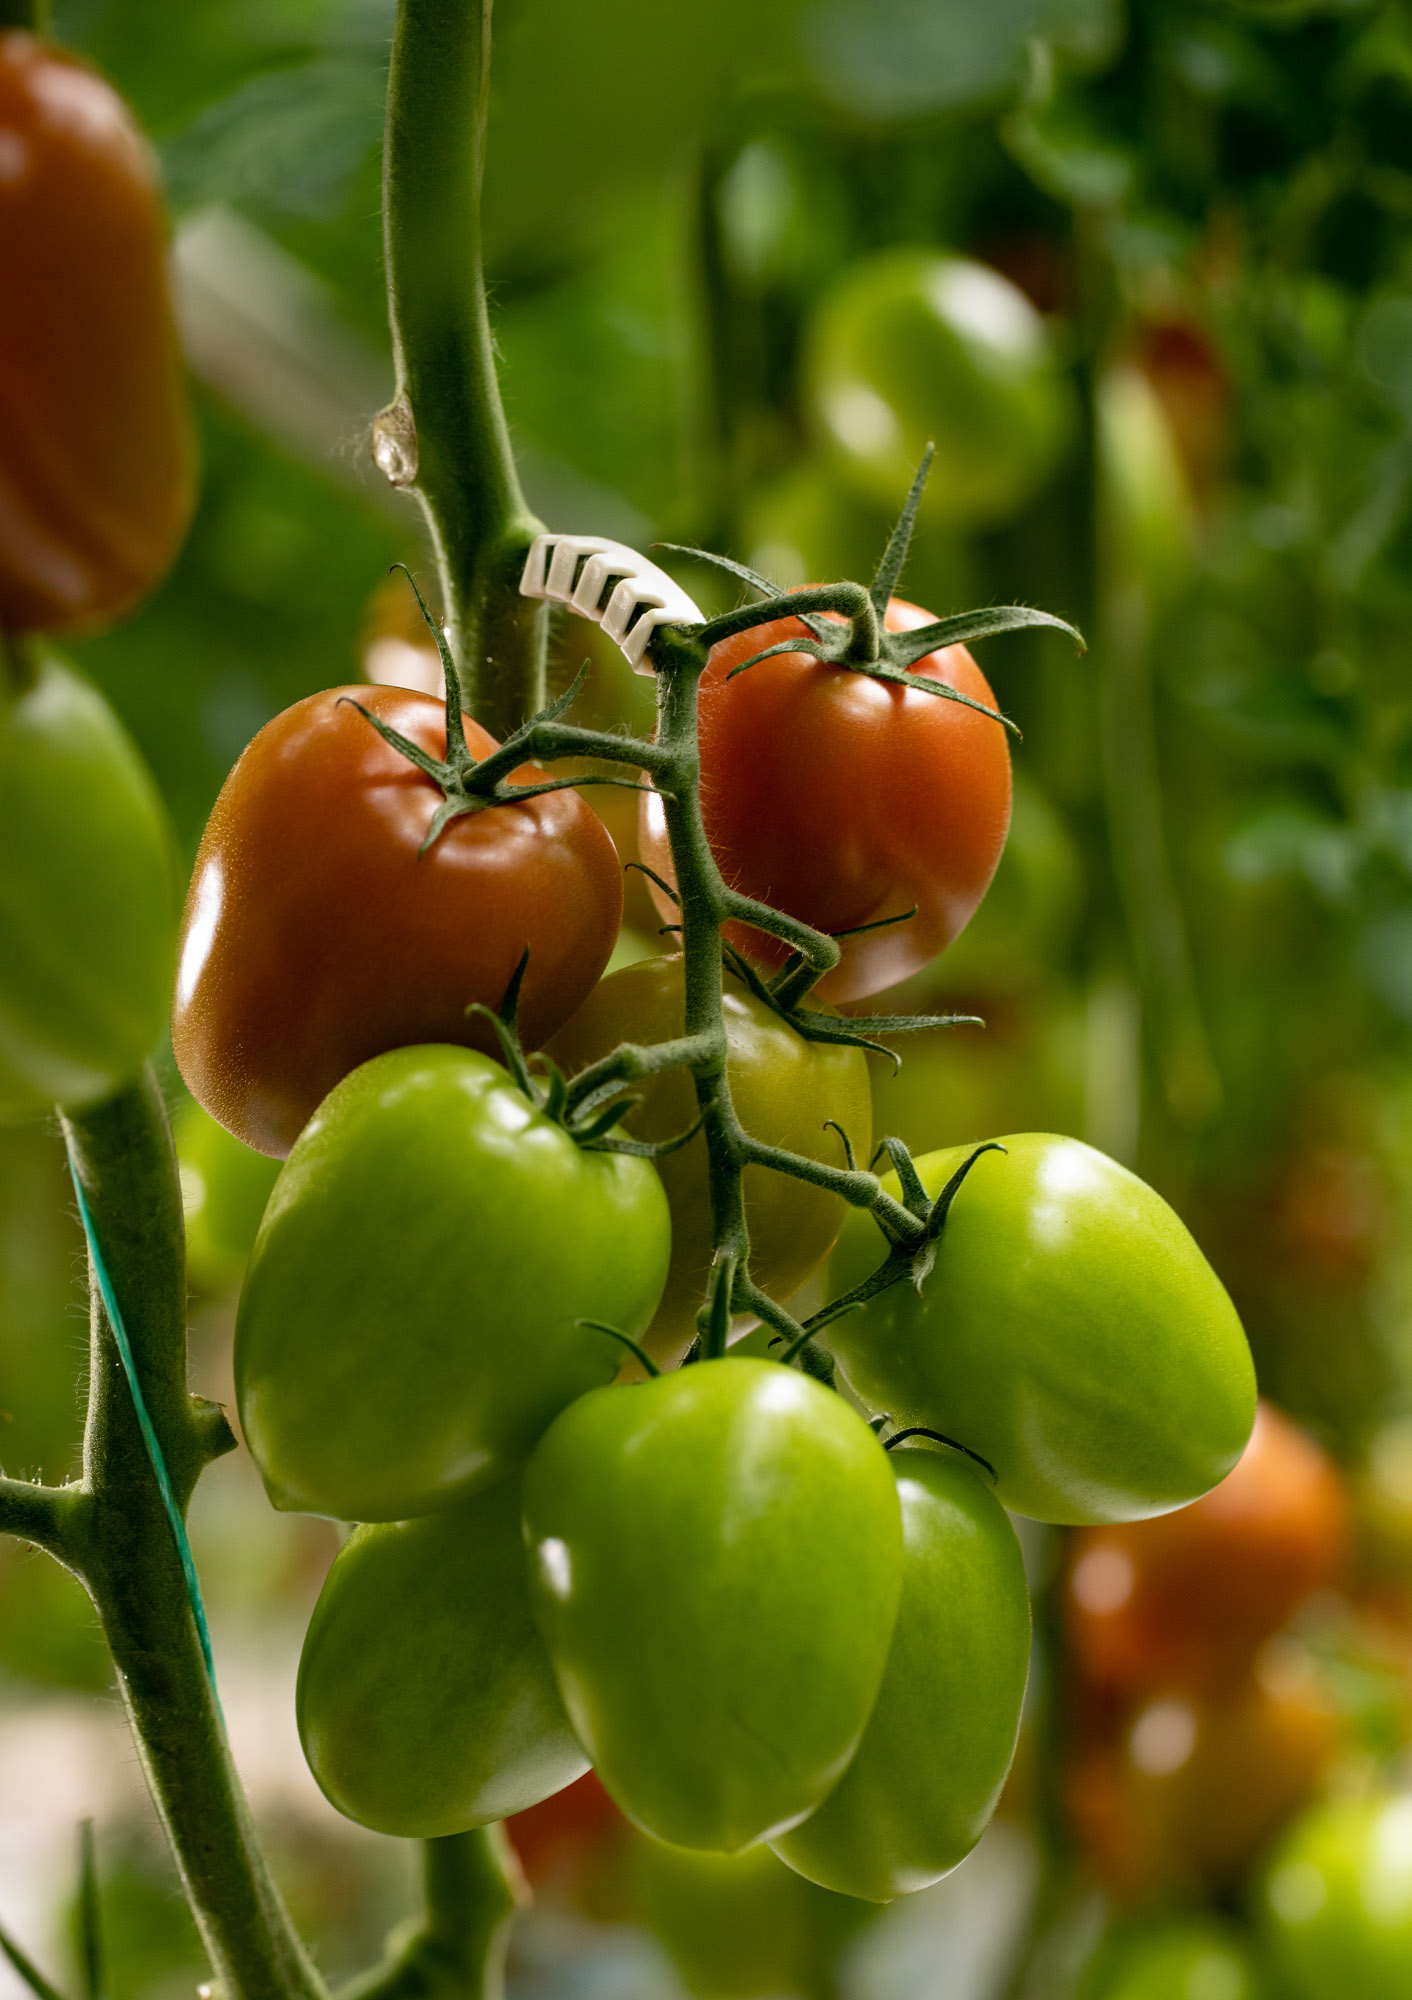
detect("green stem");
top-left (378, 0), bottom-right (546, 737)
top-left (60, 1073), bottom-right (326, 2000)
top-left (337, 1831), bottom-right (524, 2000)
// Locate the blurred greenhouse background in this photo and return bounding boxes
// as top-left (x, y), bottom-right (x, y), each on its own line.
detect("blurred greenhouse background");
top-left (12, 0), bottom-right (1412, 1992)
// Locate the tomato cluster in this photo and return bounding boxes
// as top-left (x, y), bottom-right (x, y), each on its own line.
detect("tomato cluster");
top-left (156, 565), bottom-right (1257, 1904)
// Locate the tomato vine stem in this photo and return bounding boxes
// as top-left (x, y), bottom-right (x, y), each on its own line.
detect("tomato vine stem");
top-left (378, 0), bottom-right (546, 737)
top-left (53, 1073), bottom-right (326, 2000)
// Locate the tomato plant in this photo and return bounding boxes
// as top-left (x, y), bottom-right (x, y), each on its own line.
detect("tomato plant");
top-left (172, 685), bottom-right (623, 1158)
top-left (0, 654), bottom-right (177, 1118)
top-left (296, 1475), bottom-right (588, 1838)
top-left (235, 1044), bottom-right (671, 1522)
top-left (639, 598), bottom-right (1012, 1002)
top-left (1064, 1400), bottom-right (1350, 1694)
top-left (0, 32), bottom-right (193, 634)
top-left (801, 249), bottom-right (1073, 529)
top-left (827, 1135), bottom-right (1256, 1524)
top-left (769, 1445), bottom-right (1030, 1902)
top-left (1257, 1792), bottom-right (1412, 1999)
top-left (522, 1357), bottom-right (903, 1853)
top-left (548, 954), bottom-right (872, 1362)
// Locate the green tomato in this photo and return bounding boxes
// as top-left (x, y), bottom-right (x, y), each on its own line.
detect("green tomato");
top-left (770, 1445), bottom-right (1030, 1901)
top-left (296, 1475), bottom-right (587, 1837)
top-left (522, 1357), bottom-right (903, 1854)
top-left (1257, 1793), bottom-right (1412, 2000)
top-left (235, 1045), bottom-right (671, 1522)
top-left (1081, 1917), bottom-right (1261, 2000)
top-left (627, 1831), bottom-right (873, 2000)
top-left (548, 956), bottom-right (871, 1364)
top-left (174, 1098), bottom-right (281, 1294)
top-left (828, 1135), bottom-right (1255, 1524)
top-left (803, 249), bottom-right (1074, 529)
top-left (0, 654), bottom-right (177, 1118)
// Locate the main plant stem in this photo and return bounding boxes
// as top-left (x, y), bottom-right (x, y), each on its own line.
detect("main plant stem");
top-left (377, 0), bottom-right (546, 736)
top-left (39, 1073), bottom-right (325, 2000)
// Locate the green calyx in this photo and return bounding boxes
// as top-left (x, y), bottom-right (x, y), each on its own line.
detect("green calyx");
top-left (470, 947), bottom-right (703, 1163)
top-left (345, 567), bottom-right (654, 853)
top-left (661, 445), bottom-right (1086, 727)
top-left (774, 1140), bottom-right (1006, 1367)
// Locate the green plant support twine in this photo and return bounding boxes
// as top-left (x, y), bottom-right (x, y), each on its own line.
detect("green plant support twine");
top-left (65, 1141), bottom-right (222, 1707)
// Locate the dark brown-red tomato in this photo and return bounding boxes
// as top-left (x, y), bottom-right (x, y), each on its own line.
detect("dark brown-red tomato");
top-left (173, 686), bottom-right (623, 1156)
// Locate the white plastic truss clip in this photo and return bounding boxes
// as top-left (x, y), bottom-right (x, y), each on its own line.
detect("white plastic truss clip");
top-left (519, 534), bottom-right (703, 672)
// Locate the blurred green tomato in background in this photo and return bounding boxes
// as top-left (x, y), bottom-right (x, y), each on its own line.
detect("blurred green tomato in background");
top-left (1257, 1792), bottom-right (1412, 1999)
top-left (803, 249), bottom-right (1074, 528)
top-left (174, 1097), bottom-right (280, 1294)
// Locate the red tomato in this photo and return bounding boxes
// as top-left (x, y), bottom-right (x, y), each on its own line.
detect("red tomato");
top-left (504, 1770), bottom-right (626, 1891)
top-left (0, 33), bottom-right (193, 634)
top-left (639, 599), bottom-right (1011, 1002)
top-left (172, 687), bottom-right (623, 1157)
top-left (1064, 1402), bottom-right (1350, 1695)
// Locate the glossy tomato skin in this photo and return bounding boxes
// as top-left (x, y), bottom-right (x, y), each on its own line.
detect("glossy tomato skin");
top-left (522, 1358), bottom-right (903, 1854)
top-left (0, 656), bottom-right (177, 1117)
top-left (1065, 1401), bottom-right (1349, 1694)
top-left (770, 1447), bottom-right (1030, 1901)
top-left (173, 685), bottom-right (623, 1157)
top-left (0, 34), bottom-right (193, 634)
top-left (828, 1135), bottom-right (1256, 1525)
top-left (235, 1045), bottom-right (670, 1522)
top-left (639, 600), bottom-right (1010, 1003)
top-left (803, 249), bottom-right (1072, 530)
top-left (296, 1475), bottom-right (588, 1838)
top-left (548, 956), bottom-right (872, 1363)
top-left (1257, 1792), bottom-right (1412, 1998)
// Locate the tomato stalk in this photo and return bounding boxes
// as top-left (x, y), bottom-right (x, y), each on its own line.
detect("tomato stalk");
top-left (337, 1829), bottom-right (524, 2000)
top-left (377, 0), bottom-right (546, 738)
top-left (0, 1073), bottom-right (329, 2000)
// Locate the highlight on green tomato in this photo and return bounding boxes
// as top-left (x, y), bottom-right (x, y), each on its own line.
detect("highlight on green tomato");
top-left (0, 654), bottom-right (177, 1119)
top-left (828, 1135), bottom-right (1256, 1524)
top-left (1257, 1792), bottom-right (1412, 2000)
top-left (770, 1445), bottom-right (1030, 1901)
top-left (548, 955), bottom-right (871, 1364)
top-left (296, 1476), bottom-right (588, 1838)
top-left (627, 1829), bottom-right (875, 2000)
top-left (174, 1098), bottom-right (281, 1294)
top-left (803, 248), bottom-right (1074, 529)
top-left (235, 1045), bottom-right (671, 1522)
top-left (522, 1357), bottom-right (903, 1854)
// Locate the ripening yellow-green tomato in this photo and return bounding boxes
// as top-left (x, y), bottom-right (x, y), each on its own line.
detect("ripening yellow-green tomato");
top-left (548, 956), bottom-right (871, 1363)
